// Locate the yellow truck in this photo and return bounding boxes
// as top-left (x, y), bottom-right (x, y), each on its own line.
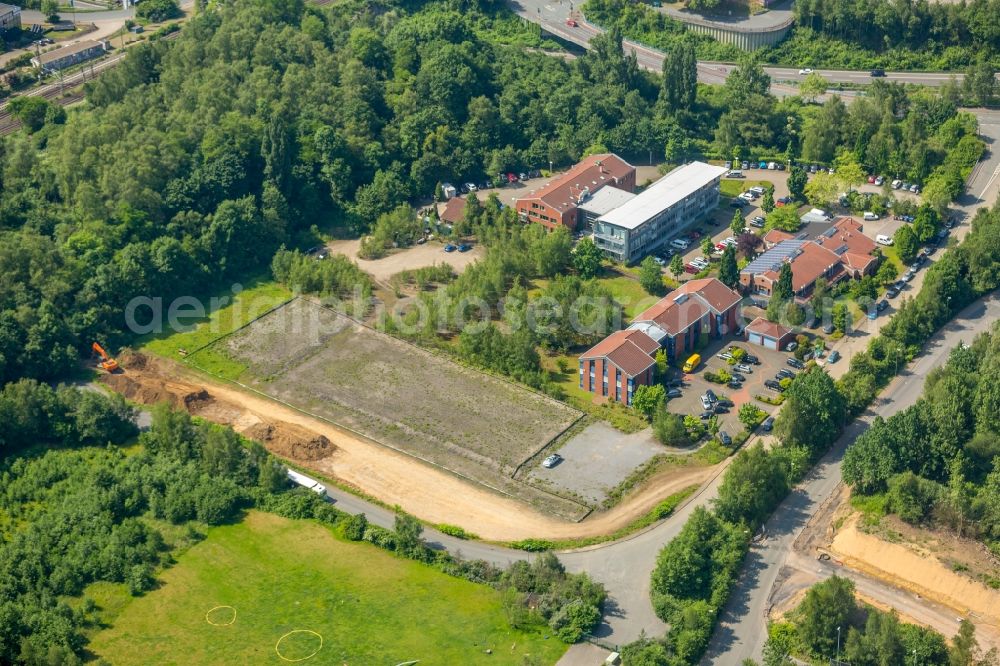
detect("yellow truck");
top-left (682, 353), bottom-right (701, 373)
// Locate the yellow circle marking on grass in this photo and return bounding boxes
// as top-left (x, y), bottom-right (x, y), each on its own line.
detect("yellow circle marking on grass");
top-left (275, 629), bottom-right (324, 662)
top-left (205, 605), bottom-right (237, 626)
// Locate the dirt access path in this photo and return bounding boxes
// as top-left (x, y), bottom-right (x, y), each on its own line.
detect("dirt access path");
top-left (103, 353), bottom-right (717, 542)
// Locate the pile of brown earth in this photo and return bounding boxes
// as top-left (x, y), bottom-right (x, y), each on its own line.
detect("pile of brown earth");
top-left (100, 351), bottom-right (334, 463)
top-left (243, 423), bottom-right (334, 461)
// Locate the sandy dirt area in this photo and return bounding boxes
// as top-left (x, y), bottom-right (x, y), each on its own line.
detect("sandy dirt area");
top-left (830, 514), bottom-right (1000, 627)
top-left (102, 352), bottom-right (719, 541)
top-left (326, 239), bottom-right (484, 284)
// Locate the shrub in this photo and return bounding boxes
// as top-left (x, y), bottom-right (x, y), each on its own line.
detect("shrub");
top-left (436, 523), bottom-right (478, 540)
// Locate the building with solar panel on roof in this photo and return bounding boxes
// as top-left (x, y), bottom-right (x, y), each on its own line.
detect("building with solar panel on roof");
top-left (739, 217), bottom-right (879, 302)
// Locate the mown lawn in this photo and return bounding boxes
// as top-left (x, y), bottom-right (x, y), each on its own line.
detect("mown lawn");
top-left (140, 278), bottom-right (292, 379)
top-left (90, 512), bottom-right (566, 665)
top-left (719, 178), bottom-right (773, 198)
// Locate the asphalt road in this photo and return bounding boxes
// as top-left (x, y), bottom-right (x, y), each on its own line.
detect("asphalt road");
top-left (508, 0), bottom-right (987, 89)
top-left (704, 292), bottom-right (1000, 663)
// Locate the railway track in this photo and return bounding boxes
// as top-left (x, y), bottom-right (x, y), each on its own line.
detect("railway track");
top-left (0, 30), bottom-right (180, 136)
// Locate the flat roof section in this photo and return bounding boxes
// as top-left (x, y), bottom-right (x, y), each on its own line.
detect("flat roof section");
top-left (597, 161), bottom-right (728, 231)
top-left (577, 186), bottom-right (636, 217)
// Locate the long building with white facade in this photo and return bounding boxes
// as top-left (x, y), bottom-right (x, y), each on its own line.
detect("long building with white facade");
top-left (592, 161), bottom-right (728, 264)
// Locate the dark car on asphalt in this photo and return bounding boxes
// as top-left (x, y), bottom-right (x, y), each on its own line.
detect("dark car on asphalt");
top-left (787, 357), bottom-right (805, 369)
top-left (870, 68), bottom-right (886, 77)
top-left (887, 285), bottom-right (901, 298)
top-left (666, 388), bottom-right (682, 398)
top-left (727, 380), bottom-right (743, 390)
top-left (761, 416), bottom-right (774, 431)
top-left (700, 411), bottom-right (714, 420)
top-left (730, 372), bottom-right (746, 382)
top-left (743, 354), bottom-right (760, 365)
top-left (718, 431), bottom-right (732, 446)
top-left (764, 379), bottom-right (784, 391)
top-left (877, 299), bottom-right (889, 312)
top-left (714, 404), bottom-right (730, 414)
top-left (776, 369), bottom-right (796, 380)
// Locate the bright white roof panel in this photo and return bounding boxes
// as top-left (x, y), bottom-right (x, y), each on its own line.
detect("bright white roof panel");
top-left (577, 186), bottom-right (637, 216)
top-left (627, 321), bottom-right (668, 343)
top-left (597, 162), bottom-right (728, 230)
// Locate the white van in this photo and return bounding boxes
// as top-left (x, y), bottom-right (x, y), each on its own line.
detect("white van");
top-left (670, 238), bottom-right (690, 251)
top-left (876, 234), bottom-right (894, 246)
top-left (863, 212), bottom-right (880, 221)
top-left (728, 169), bottom-right (744, 179)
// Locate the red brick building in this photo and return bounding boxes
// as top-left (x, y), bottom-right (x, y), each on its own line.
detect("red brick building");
top-left (578, 278), bottom-right (742, 404)
top-left (578, 329), bottom-right (658, 406)
top-left (516, 154), bottom-right (636, 231)
top-left (629, 278), bottom-right (742, 361)
top-left (740, 218), bottom-right (880, 301)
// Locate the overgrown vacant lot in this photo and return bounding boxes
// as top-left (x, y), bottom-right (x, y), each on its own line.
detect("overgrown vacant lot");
top-left (197, 298), bottom-right (586, 517)
top-left (90, 512), bottom-right (565, 664)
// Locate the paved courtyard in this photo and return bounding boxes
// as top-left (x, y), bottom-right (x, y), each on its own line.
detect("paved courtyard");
top-left (529, 422), bottom-right (665, 505)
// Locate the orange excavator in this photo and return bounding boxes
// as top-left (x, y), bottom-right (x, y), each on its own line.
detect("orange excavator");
top-left (92, 342), bottom-right (120, 373)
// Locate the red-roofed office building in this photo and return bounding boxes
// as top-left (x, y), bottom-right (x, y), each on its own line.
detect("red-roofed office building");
top-left (578, 329), bottom-right (658, 405)
top-left (579, 278), bottom-right (741, 404)
top-left (739, 218), bottom-right (880, 301)
top-left (516, 154), bottom-right (636, 231)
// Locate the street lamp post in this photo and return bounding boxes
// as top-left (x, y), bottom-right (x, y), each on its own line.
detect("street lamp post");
top-left (836, 626), bottom-right (841, 662)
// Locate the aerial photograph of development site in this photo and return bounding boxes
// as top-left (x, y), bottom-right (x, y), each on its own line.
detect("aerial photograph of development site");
top-left (1, 0), bottom-right (999, 663)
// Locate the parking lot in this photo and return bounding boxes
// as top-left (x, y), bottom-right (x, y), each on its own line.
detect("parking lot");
top-left (662, 335), bottom-right (797, 436)
top-left (528, 422), bottom-right (665, 506)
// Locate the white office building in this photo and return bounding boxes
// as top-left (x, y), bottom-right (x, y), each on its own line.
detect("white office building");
top-left (592, 161), bottom-right (727, 263)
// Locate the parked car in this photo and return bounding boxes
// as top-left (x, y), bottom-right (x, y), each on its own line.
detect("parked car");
top-left (823, 323), bottom-right (835, 334)
top-left (787, 357), bottom-right (805, 369)
top-left (874, 176), bottom-right (885, 186)
top-left (902, 268), bottom-right (915, 282)
top-left (704, 389), bottom-right (718, 402)
top-left (666, 388), bottom-right (682, 398)
top-left (730, 199), bottom-right (747, 208)
top-left (718, 431), bottom-right (732, 446)
top-left (741, 161), bottom-right (750, 170)
top-left (891, 179), bottom-right (903, 189)
top-left (565, 18), bottom-right (578, 26)
top-left (700, 411), bottom-right (713, 420)
top-left (798, 68), bottom-right (813, 75)
top-left (776, 368), bottom-right (796, 380)
top-left (730, 372), bottom-right (746, 382)
top-left (653, 256), bottom-right (667, 266)
top-left (785, 341), bottom-right (798, 352)
top-left (518, 172), bottom-right (529, 181)
top-left (764, 379), bottom-right (783, 391)
top-left (685, 263), bottom-right (700, 274)
top-left (945, 217), bottom-right (958, 229)
top-left (714, 404), bottom-right (730, 414)
top-left (444, 244), bottom-right (457, 252)
top-left (876, 299), bottom-right (889, 312)
top-left (886, 285), bottom-right (901, 298)
top-left (743, 354), bottom-right (760, 365)
top-left (827, 350), bottom-right (841, 363)
top-left (761, 416), bottom-right (775, 431)
top-left (735, 363), bottom-right (753, 373)
top-left (457, 243), bottom-right (471, 252)
top-left (870, 68), bottom-right (886, 77)
top-left (465, 182), bottom-right (478, 192)
top-left (717, 352), bottom-right (733, 361)
top-left (727, 380), bottom-right (743, 390)
top-left (542, 454), bottom-right (563, 469)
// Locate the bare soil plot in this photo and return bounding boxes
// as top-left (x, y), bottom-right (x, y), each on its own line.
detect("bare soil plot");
top-left (197, 298), bottom-right (586, 518)
top-left (327, 238), bottom-right (484, 283)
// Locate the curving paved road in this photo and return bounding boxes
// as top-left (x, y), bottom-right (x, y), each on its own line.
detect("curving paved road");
top-left (508, 0), bottom-right (984, 89)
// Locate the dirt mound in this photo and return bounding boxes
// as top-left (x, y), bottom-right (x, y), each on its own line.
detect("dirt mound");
top-left (244, 422), bottom-right (335, 462)
top-left (118, 349), bottom-right (149, 370)
top-left (101, 372), bottom-right (214, 413)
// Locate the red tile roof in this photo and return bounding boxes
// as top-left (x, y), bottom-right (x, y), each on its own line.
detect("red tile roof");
top-left (763, 229), bottom-right (795, 246)
top-left (580, 329), bottom-right (657, 377)
top-left (439, 196), bottom-right (468, 224)
top-left (633, 278), bottom-right (741, 336)
top-left (518, 154), bottom-right (634, 214)
top-left (815, 217), bottom-right (878, 259)
top-left (746, 316), bottom-right (792, 341)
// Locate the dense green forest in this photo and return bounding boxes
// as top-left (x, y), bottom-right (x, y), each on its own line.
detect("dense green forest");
top-left (0, 0), bottom-right (982, 392)
top-left (763, 576), bottom-right (995, 665)
top-left (843, 320), bottom-right (1000, 544)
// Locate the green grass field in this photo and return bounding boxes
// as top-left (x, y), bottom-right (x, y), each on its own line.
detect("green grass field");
top-left (719, 178), bottom-right (773, 198)
top-left (140, 278), bottom-right (292, 378)
top-left (90, 512), bottom-right (566, 665)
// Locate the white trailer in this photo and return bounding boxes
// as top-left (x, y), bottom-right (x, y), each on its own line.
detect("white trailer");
top-left (286, 469), bottom-right (327, 496)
